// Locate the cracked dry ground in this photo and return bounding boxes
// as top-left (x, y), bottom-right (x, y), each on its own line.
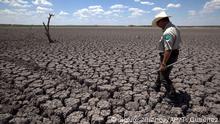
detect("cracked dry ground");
top-left (0, 27), bottom-right (219, 124)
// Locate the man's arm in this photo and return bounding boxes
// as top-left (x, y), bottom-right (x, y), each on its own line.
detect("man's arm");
top-left (160, 50), bottom-right (171, 71)
top-left (159, 33), bottom-right (175, 71)
top-left (162, 50), bottom-right (171, 65)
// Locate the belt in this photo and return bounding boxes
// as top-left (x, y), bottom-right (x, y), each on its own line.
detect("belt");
top-left (159, 49), bottom-right (179, 56)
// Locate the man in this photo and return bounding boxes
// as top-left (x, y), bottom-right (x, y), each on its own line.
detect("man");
top-left (151, 11), bottom-right (182, 99)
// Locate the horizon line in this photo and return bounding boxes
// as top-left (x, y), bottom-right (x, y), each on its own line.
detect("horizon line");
top-left (0, 24), bottom-right (220, 27)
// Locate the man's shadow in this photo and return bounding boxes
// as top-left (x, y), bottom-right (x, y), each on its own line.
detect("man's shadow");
top-left (166, 90), bottom-right (191, 115)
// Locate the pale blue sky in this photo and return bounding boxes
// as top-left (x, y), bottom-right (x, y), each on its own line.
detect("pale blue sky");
top-left (0, 0), bottom-right (220, 25)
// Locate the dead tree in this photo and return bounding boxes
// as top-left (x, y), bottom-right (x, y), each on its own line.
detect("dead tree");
top-left (43, 13), bottom-right (55, 43)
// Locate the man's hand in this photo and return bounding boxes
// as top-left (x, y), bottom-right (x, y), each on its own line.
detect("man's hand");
top-left (159, 63), bottom-right (166, 71)
top-left (160, 50), bottom-right (171, 72)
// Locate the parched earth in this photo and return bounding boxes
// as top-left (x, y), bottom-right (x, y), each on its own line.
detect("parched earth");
top-left (0, 27), bottom-right (219, 124)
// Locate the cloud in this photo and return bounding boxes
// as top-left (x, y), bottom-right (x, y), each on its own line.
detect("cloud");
top-left (128, 8), bottom-right (146, 16)
top-left (140, 1), bottom-right (154, 5)
top-left (167, 3), bottom-right (181, 8)
top-left (111, 9), bottom-right (122, 13)
top-left (0, 9), bottom-right (16, 15)
top-left (88, 5), bottom-right (104, 15)
top-left (0, 8), bottom-right (35, 16)
top-left (0, 0), bottom-right (10, 4)
top-left (74, 5), bottom-right (104, 18)
top-left (88, 5), bottom-right (102, 9)
top-left (109, 4), bottom-right (128, 14)
top-left (110, 4), bottom-right (128, 9)
top-left (202, 0), bottom-right (220, 13)
top-left (103, 10), bottom-right (112, 15)
top-left (134, 0), bottom-right (154, 5)
top-left (58, 11), bottom-right (69, 16)
top-left (152, 7), bottom-right (166, 12)
top-left (0, 0), bottom-right (31, 8)
top-left (74, 4), bottom-right (145, 19)
top-left (32, 0), bottom-right (52, 6)
top-left (188, 10), bottom-right (196, 16)
top-left (73, 8), bottom-right (89, 18)
top-left (36, 6), bottom-right (53, 13)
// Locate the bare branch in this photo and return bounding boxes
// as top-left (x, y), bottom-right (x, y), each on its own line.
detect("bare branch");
top-left (43, 22), bottom-right (48, 31)
top-left (43, 13), bottom-right (55, 43)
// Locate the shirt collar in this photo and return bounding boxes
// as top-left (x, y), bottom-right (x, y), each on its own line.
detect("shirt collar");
top-left (163, 22), bottom-right (173, 32)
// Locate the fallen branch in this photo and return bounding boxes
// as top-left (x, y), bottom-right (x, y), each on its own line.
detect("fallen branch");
top-left (43, 13), bottom-right (55, 43)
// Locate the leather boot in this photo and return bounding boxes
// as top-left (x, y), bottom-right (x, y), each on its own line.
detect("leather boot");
top-left (165, 85), bottom-right (176, 99)
top-left (152, 81), bottom-right (161, 92)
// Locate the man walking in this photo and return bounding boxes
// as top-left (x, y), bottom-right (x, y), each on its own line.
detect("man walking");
top-left (151, 11), bottom-right (182, 99)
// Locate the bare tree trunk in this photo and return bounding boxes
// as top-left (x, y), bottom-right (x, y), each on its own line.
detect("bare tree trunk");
top-left (43, 13), bottom-right (55, 43)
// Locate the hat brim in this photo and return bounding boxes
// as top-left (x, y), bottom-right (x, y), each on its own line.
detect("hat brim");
top-left (152, 16), bottom-right (171, 27)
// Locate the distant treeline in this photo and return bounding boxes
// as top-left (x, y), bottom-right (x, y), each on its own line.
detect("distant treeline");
top-left (0, 24), bottom-right (220, 28)
top-left (0, 24), bottom-right (150, 27)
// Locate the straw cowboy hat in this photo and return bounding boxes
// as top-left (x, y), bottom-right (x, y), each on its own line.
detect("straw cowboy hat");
top-left (152, 11), bottom-right (171, 27)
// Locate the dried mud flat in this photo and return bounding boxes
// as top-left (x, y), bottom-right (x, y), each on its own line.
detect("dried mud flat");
top-left (0, 27), bottom-right (219, 124)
